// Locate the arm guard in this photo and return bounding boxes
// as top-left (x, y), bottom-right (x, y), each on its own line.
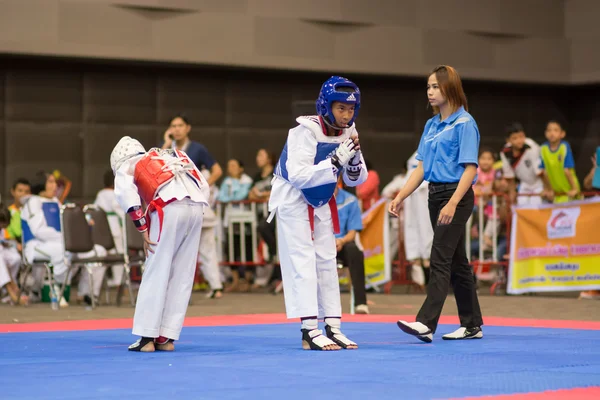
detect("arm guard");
top-left (127, 206), bottom-right (148, 233)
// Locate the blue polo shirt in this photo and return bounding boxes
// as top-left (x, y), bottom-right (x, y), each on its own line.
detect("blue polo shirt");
top-left (335, 189), bottom-right (363, 238)
top-left (416, 106), bottom-right (480, 184)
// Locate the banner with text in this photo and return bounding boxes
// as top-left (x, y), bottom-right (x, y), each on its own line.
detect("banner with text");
top-left (360, 198), bottom-right (391, 288)
top-left (508, 198), bottom-right (600, 294)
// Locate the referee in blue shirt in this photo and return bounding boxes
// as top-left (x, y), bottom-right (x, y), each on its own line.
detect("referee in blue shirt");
top-left (390, 65), bottom-right (483, 342)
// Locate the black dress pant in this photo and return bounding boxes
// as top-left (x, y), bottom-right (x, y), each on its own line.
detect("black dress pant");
top-left (258, 218), bottom-right (282, 282)
top-left (416, 186), bottom-right (483, 333)
top-left (337, 242), bottom-right (367, 307)
top-left (258, 218), bottom-right (277, 261)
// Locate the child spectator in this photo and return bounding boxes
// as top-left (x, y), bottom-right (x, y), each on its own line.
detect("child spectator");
top-left (540, 120), bottom-right (581, 203)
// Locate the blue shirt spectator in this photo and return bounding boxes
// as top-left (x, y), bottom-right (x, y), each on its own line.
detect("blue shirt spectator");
top-left (335, 188), bottom-right (363, 239)
top-left (217, 159), bottom-right (253, 203)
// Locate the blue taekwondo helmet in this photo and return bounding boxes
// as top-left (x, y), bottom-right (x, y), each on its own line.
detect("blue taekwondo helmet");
top-left (316, 76), bottom-right (361, 128)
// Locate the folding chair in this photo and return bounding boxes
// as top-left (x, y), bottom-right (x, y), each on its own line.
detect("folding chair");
top-left (83, 205), bottom-right (129, 306)
top-left (60, 204), bottom-right (111, 309)
top-left (120, 216), bottom-right (145, 306)
top-left (18, 222), bottom-right (58, 308)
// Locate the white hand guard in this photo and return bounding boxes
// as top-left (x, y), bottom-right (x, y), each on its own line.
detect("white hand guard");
top-left (346, 151), bottom-right (362, 181)
top-left (331, 139), bottom-right (357, 172)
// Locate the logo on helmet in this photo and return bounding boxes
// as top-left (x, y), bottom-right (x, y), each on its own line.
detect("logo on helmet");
top-left (316, 76), bottom-right (361, 128)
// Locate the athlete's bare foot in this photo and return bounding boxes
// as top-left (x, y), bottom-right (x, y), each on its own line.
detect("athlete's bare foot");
top-left (155, 341), bottom-right (175, 351)
top-left (302, 340), bottom-right (341, 351)
top-left (128, 338), bottom-right (155, 352)
top-left (301, 329), bottom-right (342, 351)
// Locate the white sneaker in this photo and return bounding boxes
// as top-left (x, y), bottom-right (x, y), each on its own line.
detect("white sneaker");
top-left (355, 304), bottom-right (370, 314)
top-left (442, 327), bottom-right (483, 340)
top-left (396, 320), bottom-right (432, 343)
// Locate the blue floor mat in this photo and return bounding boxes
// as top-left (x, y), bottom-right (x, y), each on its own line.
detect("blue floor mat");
top-left (1, 323), bottom-right (599, 400)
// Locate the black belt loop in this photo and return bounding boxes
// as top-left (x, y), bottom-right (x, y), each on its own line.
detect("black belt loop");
top-left (428, 182), bottom-right (459, 194)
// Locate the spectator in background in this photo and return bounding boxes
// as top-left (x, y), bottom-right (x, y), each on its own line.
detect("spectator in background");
top-left (473, 148), bottom-right (496, 199)
top-left (381, 165), bottom-right (407, 264)
top-left (356, 159), bottom-right (380, 211)
top-left (471, 148), bottom-right (502, 262)
top-left (334, 181), bottom-right (369, 314)
top-left (219, 159), bottom-right (254, 292)
top-left (218, 159), bottom-right (253, 203)
top-left (53, 170), bottom-right (72, 204)
top-left (499, 123), bottom-right (543, 205)
top-left (94, 170), bottom-right (126, 288)
top-left (403, 150), bottom-right (433, 288)
top-left (540, 120), bottom-right (580, 203)
top-left (197, 167), bottom-right (224, 299)
top-left (0, 205), bottom-right (27, 305)
top-left (582, 149), bottom-right (598, 191)
top-left (21, 171), bottom-right (107, 306)
top-left (4, 178), bottom-right (31, 249)
top-left (161, 114), bottom-right (224, 298)
top-left (1, 178), bottom-right (31, 305)
top-left (249, 149), bottom-right (278, 289)
top-left (249, 149), bottom-right (275, 204)
top-left (162, 114), bottom-right (223, 186)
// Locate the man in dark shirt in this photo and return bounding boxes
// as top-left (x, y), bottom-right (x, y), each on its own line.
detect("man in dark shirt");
top-left (162, 114), bottom-right (223, 185)
top-left (161, 114), bottom-right (224, 297)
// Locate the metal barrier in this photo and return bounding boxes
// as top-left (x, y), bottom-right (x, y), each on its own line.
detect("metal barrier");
top-left (215, 200), bottom-right (269, 267)
top-left (466, 192), bottom-right (511, 295)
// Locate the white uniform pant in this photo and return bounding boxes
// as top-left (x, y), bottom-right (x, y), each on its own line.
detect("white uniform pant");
top-left (276, 210), bottom-right (341, 319)
top-left (198, 226), bottom-right (222, 290)
top-left (404, 188), bottom-right (433, 261)
top-left (24, 239), bottom-right (106, 297)
top-left (132, 199), bottom-right (204, 340)
top-left (0, 246), bottom-right (21, 288)
top-left (73, 265), bottom-right (106, 298)
top-left (517, 182), bottom-right (543, 206)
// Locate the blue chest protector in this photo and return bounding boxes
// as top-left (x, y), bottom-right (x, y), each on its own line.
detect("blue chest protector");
top-left (22, 201), bottom-right (61, 244)
top-left (275, 141), bottom-right (341, 208)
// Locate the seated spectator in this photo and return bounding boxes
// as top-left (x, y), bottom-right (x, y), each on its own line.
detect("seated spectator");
top-left (5, 178), bottom-right (31, 251)
top-left (356, 159), bottom-right (380, 211)
top-left (335, 181), bottom-right (369, 314)
top-left (0, 206), bottom-right (27, 305)
top-left (217, 159), bottom-right (253, 203)
top-left (94, 170), bottom-right (126, 288)
top-left (21, 171), bottom-right (107, 306)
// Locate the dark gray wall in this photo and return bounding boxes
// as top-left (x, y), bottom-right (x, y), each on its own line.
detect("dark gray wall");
top-left (0, 56), bottom-right (597, 203)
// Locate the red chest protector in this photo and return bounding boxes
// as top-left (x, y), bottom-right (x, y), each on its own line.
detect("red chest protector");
top-left (133, 149), bottom-right (201, 204)
top-left (133, 149), bottom-right (202, 240)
